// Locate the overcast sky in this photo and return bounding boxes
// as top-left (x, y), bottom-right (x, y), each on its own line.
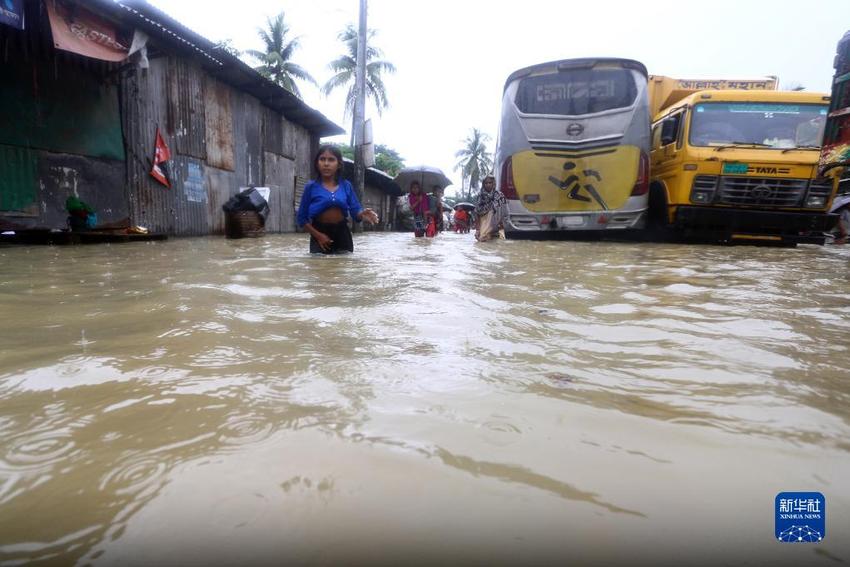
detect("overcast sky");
top-left (150, 0), bottom-right (847, 196)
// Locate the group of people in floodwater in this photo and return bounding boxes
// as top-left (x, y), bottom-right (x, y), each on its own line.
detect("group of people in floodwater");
top-left (297, 144), bottom-right (509, 254)
top-left (406, 180), bottom-right (503, 240)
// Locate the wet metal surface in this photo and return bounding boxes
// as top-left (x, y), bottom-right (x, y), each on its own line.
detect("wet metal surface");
top-left (119, 57), bottom-right (315, 237)
top-left (0, 233), bottom-right (849, 564)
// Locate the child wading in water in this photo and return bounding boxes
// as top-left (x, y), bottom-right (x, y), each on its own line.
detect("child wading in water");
top-left (297, 145), bottom-right (379, 253)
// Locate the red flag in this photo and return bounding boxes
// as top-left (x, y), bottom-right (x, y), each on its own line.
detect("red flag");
top-left (150, 128), bottom-right (171, 188)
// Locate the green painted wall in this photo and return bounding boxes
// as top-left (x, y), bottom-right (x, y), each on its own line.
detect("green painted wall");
top-left (0, 145), bottom-right (37, 213)
top-left (0, 60), bottom-right (125, 161)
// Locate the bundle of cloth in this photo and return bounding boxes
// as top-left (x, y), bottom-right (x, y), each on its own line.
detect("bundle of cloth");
top-left (65, 196), bottom-right (97, 231)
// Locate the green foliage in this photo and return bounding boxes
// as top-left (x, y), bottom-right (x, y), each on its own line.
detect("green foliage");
top-left (247, 12), bottom-right (316, 98)
top-left (213, 39), bottom-right (241, 58)
top-left (339, 145), bottom-right (355, 160)
top-left (322, 25), bottom-right (396, 142)
top-left (454, 128), bottom-right (493, 199)
top-left (337, 143), bottom-right (405, 177)
top-left (374, 144), bottom-right (404, 177)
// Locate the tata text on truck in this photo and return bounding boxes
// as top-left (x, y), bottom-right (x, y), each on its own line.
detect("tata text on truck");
top-left (647, 76), bottom-right (836, 245)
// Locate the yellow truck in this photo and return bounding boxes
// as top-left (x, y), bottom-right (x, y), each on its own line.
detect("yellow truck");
top-left (647, 76), bottom-right (837, 245)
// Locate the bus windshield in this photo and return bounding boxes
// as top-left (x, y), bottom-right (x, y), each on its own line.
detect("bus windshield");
top-left (514, 68), bottom-right (637, 116)
top-left (689, 102), bottom-right (828, 149)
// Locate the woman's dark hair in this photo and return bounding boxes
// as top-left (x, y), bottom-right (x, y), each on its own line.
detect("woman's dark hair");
top-left (313, 144), bottom-right (344, 182)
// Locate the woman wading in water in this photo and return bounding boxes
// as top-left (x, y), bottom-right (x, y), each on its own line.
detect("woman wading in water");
top-left (297, 145), bottom-right (379, 253)
top-left (407, 181), bottom-right (430, 237)
top-left (474, 174), bottom-right (507, 241)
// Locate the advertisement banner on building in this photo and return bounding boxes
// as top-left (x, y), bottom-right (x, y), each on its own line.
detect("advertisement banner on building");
top-left (45, 0), bottom-right (129, 62)
top-left (0, 0), bottom-right (25, 30)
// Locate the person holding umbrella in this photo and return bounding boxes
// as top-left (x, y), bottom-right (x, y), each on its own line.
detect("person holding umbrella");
top-left (394, 165), bottom-right (453, 238)
top-left (297, 145), bottom-right (379, 254)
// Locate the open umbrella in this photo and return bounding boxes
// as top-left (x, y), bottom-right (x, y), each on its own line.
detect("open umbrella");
top-left (394, 165), bottom-right (453, 193)
top-left (453, 202), bottom-right (475, 211)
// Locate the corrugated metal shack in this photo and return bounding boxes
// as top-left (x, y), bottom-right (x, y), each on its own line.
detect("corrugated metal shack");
top-left (342, 159), bottom-right (401, 231)
top-left (0, 0), bottom-right (345, 236)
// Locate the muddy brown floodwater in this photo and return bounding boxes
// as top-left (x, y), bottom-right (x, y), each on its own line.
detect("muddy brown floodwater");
top-left (1, 232), bottom-right (848, 565)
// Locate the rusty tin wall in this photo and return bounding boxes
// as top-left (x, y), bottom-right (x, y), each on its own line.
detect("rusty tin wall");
top-left (360, 186), bottom-right (392, 232)
top-left (262, 112), bottom-right (315, 232)
top-left (122, 58), bottom-right (217, 236)
top-left (121, 55), bottom-right (320, 236)
top-left (122, 58), bottom-right (181, 234)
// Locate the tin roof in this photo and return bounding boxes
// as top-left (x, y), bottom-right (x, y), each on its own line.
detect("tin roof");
top-left (89, 0), bottom-right (344, 137)
top-left (343, 159), bottom-right (402, 197)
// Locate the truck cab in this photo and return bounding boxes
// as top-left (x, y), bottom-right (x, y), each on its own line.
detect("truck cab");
top-left (820, 31), bottom-right (850, 179)
top-left (648, 77), bottom-right (837, 245)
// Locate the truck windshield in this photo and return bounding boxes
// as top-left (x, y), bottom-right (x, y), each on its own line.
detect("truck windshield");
top-left (515, 68), bottom-right (637, 115)
top-left (689, 102), bottom-right (828, 149)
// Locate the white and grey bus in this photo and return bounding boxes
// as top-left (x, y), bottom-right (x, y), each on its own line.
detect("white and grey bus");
top-left (495, 58), bottom-right (651, 237)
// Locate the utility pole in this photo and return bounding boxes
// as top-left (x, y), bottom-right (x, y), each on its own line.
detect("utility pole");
top-left (353, 0), bottom-right (368, 221)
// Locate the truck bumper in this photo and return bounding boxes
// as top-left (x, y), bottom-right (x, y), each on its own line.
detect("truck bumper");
top-left (673, 206), bottom-right (838, 245)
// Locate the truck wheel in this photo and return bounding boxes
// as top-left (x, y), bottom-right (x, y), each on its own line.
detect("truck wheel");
top-left (647, 185), bottom-right (672, 241)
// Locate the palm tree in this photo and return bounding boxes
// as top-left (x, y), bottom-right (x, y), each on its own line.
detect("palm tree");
top-left (321, 25), bottom-right (396, 144)
top-left (454, 128), bottom-right (493, 200)
top-left (246, 13), bottom-right (316, 98)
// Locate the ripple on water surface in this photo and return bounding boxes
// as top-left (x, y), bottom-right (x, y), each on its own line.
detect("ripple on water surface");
top-left (0, 234), bottom-right (849, 563)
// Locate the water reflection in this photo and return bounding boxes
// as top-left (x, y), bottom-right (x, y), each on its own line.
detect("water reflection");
top-left (0, 234), bottom-right (849, 564)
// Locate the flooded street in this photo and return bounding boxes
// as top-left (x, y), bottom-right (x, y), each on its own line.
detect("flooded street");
top-left (1, 232), bottom-right (849, 565)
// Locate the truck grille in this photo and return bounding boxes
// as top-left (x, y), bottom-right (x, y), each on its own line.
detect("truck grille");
top-left (717, 176), bottom-right (807, 206)
top-left (692, 175), bottom-right (719, 191)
